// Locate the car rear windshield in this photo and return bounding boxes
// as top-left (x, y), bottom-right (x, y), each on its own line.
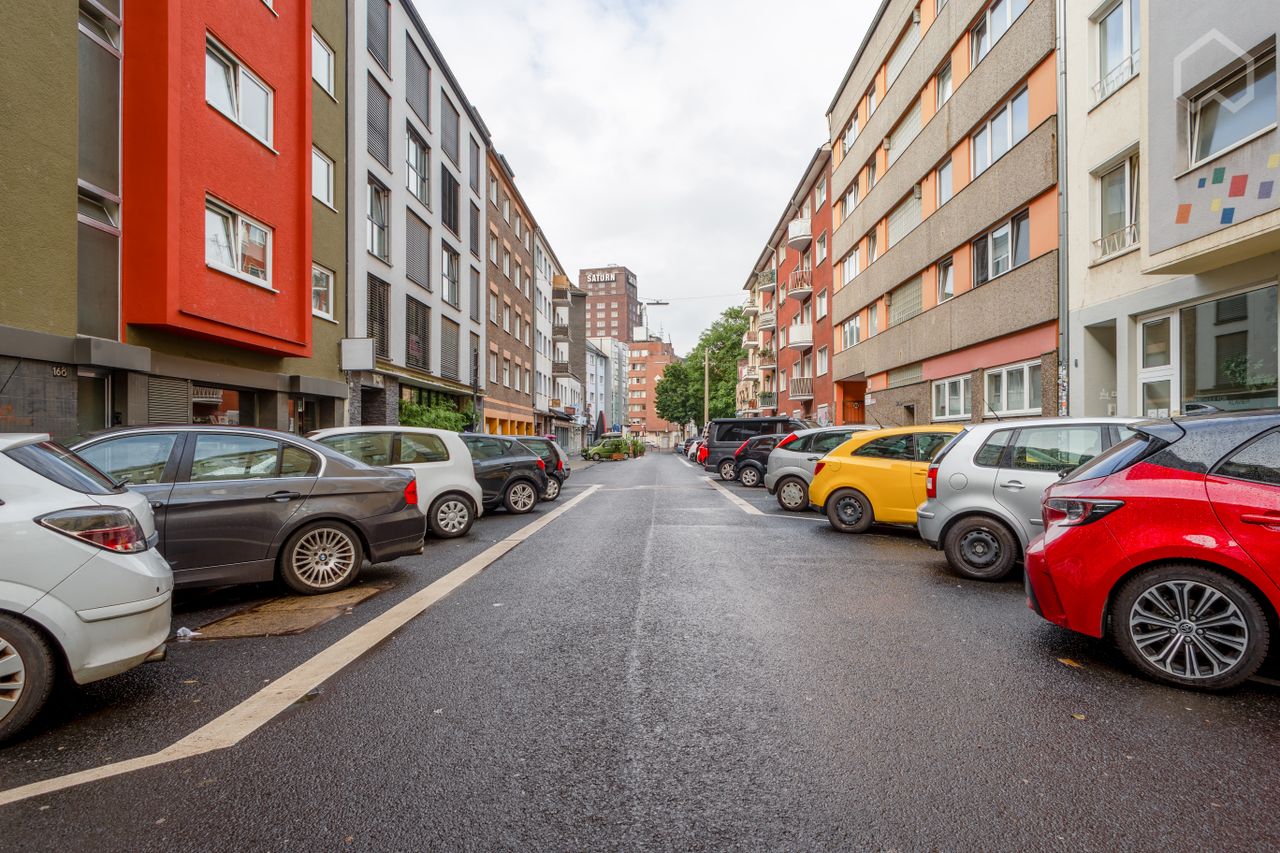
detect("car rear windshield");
top-left (5, 441), bottom-right (121, 495)
top-left (1060, 434), bottom-right (1164, 483)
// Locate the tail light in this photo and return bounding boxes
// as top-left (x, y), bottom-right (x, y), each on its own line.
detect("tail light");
top-left (1042, 498), bottom-right (1123, 528)
top-left (403, 478), bottom-right (419, 506)
top-left (38, 507), bottom-right (148, 553)
top-left (734, 441), bottom-right (750, 457)
top-left (777, 432), bottom-right (799, 449)
top-left (556, 458), bottom-right (564, 471)
top-left (925, 464), bottom-right (939, 499)
top-left (536, 458), bottom-right (546, 471)
top-left (813, 462), bottom-right (826, 477)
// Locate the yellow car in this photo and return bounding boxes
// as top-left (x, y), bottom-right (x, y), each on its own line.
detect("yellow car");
top-left (808, 424), bottom-right (965, 534)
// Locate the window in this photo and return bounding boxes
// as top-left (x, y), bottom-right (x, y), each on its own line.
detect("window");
top-left (1190, 52), bottom-right (1277, 166)
top-left (816, 232), bottom-right (828, 264)
top-left (366, 75), bottom-right (390, 166)
top-left (503, 303), bottom-right (511, 332)
top-left (488, 352), bottom-right (498, 382)
top-left (502, 249), bottom-right (511, 278)
top-left (469, 203), bottom-right (481, 256)
top-left (815, 177), bottom-right (827, 208)
top-left (311, 147), bottom-right (334, 206)
top-left (886, 18), bottom-right (921, 87)
top-left (489, 175), bottom-right (498, 204)
top-left (855, 435), bottom-right (914, 460)
top-left (312, 264), bottom-right (334, 319)
top-left (1095, 0), bottom-right (1140, 103)
top-left (470, 268), bottom-right (481, 322)
top-left (367, 0), bottom-right (389, 69)
top-left (440, 318), bottom-right (460, 380)
top-left (206, 39), bottom-right (272, 145)
top-left (936, 158), bottom-right (953, 206)
top-left (1097, 153), bottom-right (1139, 258)
top-left (971, 0), bottom-right (1029, 66)
top-left (488, 292), bottom-right (498, 324)
top-left (867, 233), bottom-right (877, 264)
top-left (502, 196), bottom-right (510, 222)
top-left (816, 290), bottom-right (828, 320)
top-left (985, 360), bottom-right (1043, 416)
top-left (937, 257), bottom-right (954, 302)
top-left (867, 157), bottom-right (877, 188)
top-left (1010, 427), bottom-right (1104, 473)
top-left (190, 434), bottom-right (283, 482)
top-left (366, 177), bottom-right (389, 260)
top-left (843, 113), bottom-right (859, 155)
top-left (406, 297), bottom-right (431, 370)
top-left (78, 433), bottom-right (178, 487)
top-left (916, 433), bottom-right (954, 462)
top-left (817, 346), bottom-right (829, 376)
top-left (368, 275), bottom-right (390, 358)
top-left (398, 433), bottom-right (450, 465)
top-left (406, 126), bottom-right (429, 204)
top-left (887, 99), bottom-right (921, 166)
top-left (868, 303), bottom-right (879, 336)
top-left (469, 137), bottom-right (481, 192)
top-left (503, 359), bottom-right (511, 387)
top-left (842, 248), bottom-right (860, 285)
top-left (514, 214), bottom-right (522, 239)
top-left (405, 39), bottom-right (430, 126)
top-left (888, 276), bottom-right (922, 326)
top-left (441, 97), bottom-right (461, 165)
top-left (842, 316), bottom-right (861, 350)
top-left (440, 166), bottom-right (460, 235)
top-left (442, 245), bottom-right (460, 307)
top-left (1217, 431), bottom-right (1280, 487)
top-left (887, 195), bottom-right (921, 247)
top-left (972, 88), bottom-right (1029, 176)
top-left (866, 85), bottom-right (877, 116)
top-left (311, 30), bottom-right (334, 96)
top-left (932, 375), bottom-right (972, 420)
top-left (1180, 285), bottom-right (1278, 412)
top-left (406, 211), bottom-right (430, 288)
top-left (936, 62), bottom-right (952, 107)
top-left (205, 198), bottom-right (271, 286)
top-left (973, 210), bottom-right (1029, 284)
top-left (489, 234), bottom-right (499, 263)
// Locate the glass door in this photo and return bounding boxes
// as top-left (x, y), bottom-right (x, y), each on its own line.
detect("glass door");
top-left (1136, 313), bottom-right (1176, 417)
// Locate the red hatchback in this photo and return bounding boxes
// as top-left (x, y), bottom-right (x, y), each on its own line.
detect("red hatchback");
top-left (1026, 410), bottom-right (1280, 690)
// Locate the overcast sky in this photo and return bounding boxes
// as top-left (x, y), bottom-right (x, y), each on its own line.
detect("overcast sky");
top-left (414, 0), bottom-right (876, 355)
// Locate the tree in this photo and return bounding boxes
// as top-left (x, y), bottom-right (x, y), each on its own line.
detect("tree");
top-left (654, 306), bottom-right (748, 430)
top-left (399, 398), bottom-right (473, 432)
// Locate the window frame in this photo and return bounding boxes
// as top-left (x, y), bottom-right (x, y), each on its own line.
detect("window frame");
top-left (311, 30), bottom-right (335, 97)
top-left (406, 125), bottom-right (430, 207)
top-left (311, 263), bottom-right (335, 320)
top-left (971, 87), bottom-right (1029, 177)
top-left (311, 146), bottom-right (335, 207)
top-left (931, 374), bottom-right (972, 421)
top-left (366, 176), bottom-right (390, 262)
top-left (984, 359), bottom-right (1044, 417)
top-left (937, 257), bottom-right (955, 303)
top-left (205, 196), bottom-right (273, 289)
top-left (1188, 50), bottom-right (1278, 169)
top-left (205, 37), bottom-right (274, 147)
top-left (937, 157), bottom-right (953, 207)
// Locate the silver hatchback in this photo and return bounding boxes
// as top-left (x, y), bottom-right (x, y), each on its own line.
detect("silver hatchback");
top-left (764, 425), bottom-right (877, 511)
top-left (917, 418), bottom-right (1135, 580)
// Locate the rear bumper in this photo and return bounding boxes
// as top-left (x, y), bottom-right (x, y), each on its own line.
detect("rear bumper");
top-left (365, 506), bottom-right (428, 563)
top-left (27, 582), bottom-right (173, 685)
top-left (916, 501), bottom-right (949, 549)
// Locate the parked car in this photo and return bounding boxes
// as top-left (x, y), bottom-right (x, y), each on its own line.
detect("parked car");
top-left (917, 418), bottom-right (1136, 580)
top-left (458, 434), bottom-right (548, 514)
top-left (585, 438), bottom-right (630, 461)
top-left (702, 417), bottom-right (809, 480)
top-left (686, 439), bottom-right (703, 460)
top-left (308, 427), bottom-right (484, 539)
top-left (1026, 410), bottom-right (1280, 691)
top-left (809, 425), bottom-right (965, 533)
top-left (519, 436), bottom-right (570, 501)
top-left (732, 434), bottom-right (783, 488)
top-left (765, 425), bottom-right (878, 510)
top-left (0, 435), bottom-right (172, 742)
top-left (73, 426), bottom-right (424, 594)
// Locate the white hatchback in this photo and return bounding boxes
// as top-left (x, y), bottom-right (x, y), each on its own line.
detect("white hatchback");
top-left (0, 434), bottom-right (173, 743)
top-left (309, 427), bottom-right (484, 539)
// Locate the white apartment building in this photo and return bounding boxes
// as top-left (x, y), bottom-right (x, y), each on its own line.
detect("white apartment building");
top-left (585, 340), bottom-right (609, 434)
top-left (347, 0), bottom-right (489, 425)
top-left (533, 231), bottom-right (556, 434)
top-left (589, 336), bottom-right (630, 431)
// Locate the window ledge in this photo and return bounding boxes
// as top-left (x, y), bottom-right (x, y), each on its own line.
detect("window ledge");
top-left (207, 102), bottom-right (278, 155)
top-left (207, 262), bottom-right (277, 292)
top-left (314, 197), bottom-right (340, 214)
top-left (1178, 123), bottom-right (1279, 179)
top-left (1088, 242), bottom-right (1141, 268)
top-left (932, 415), bottom-right (971, 423)
top-left (313, 312), bottom-right (339, 325)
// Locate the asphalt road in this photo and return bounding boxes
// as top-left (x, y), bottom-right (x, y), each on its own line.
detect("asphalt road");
top-left (4, 452), bottom-right (1280, 850)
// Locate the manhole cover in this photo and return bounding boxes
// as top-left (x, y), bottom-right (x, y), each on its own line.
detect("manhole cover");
top-left (193, 582), bottom-right (392, 639)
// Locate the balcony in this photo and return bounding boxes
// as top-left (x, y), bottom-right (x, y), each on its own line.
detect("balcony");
top-left (759, 391), bottom-right (777, 409)
top-left (756, 268), bottom-right (777, 293)
top-left (787, 217), bottom-right (812, 250)
top-left (743, 365), bottom-right (759, 380)
top-left (785, 322), bottom-right (813, 350)
top-left (552, 322), bottom-right (570, 338)
top-left (758, 350), bottom-right (776, 369)
top-left (742, 331), bottom-right (760, 349)
top-left (1092, 222), bottom-right (1139, 262)
top-left (788, 376), bottom-right (814, 400)
top-left (786, 268), bottom-right (813, 302)
top-left (742, 300), bottom-right (759, 317)
top-left (553, 360), bottom-right (573, 377)
top-left (552, 275), bottom-right (572, 304)
top-left (758, 309), bottom-right (776, 330)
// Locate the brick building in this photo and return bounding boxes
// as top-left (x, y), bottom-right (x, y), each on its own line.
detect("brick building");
top-left (581, 265), bottom-right (643, 341)
top-left (627, 336), bottom-right (680, 445)
top-left (483, 151), bottom-right (536, 435)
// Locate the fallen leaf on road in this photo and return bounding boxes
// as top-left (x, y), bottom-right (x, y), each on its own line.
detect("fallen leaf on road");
top-left (1056, 658), bottom-right (1084, 669)
top-left (1071, 713), bottom-right (1087, 721)
top-left (182, 679), bottom-right (199, 685)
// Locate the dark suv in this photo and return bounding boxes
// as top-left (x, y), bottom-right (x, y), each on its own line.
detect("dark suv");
top-left (702, 417), bottom-right (809, 480)
top-left (459, 435), bottom-right (549, 514)
top-left (517, 436), bottom-right (571, 501)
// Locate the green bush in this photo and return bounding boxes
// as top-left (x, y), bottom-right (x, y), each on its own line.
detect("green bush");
top-left (399, 399), bottom-right (473, 432)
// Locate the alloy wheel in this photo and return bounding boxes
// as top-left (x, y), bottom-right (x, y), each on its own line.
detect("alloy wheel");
top-left (1128, 580), bottom-right (1249, 680)
top-left (0, 638), bottom-right (25, 725)
top-left (739, 468), bottom-right (759, 487)
top-left (719, 461), bottom-right (736, 480)
top-left (959, 528), bottom-right (1001, 570)
top-left (779, 481), bottom-right (806, 510)
top-left (291, 527), bottom-right (358, 590)
top-left (544, 478), bottom-right (561, 500)
top-left (509, 483), bottom-right (536, 511)
top-left (436, 499), bottom-right (471, 535)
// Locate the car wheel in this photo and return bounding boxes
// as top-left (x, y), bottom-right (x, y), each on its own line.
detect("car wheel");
top-left (825, 489), bottom-right (873, 534)
top-left (504, 481), bottom-right (538, 514)
top-left (543, 477), bottom-right (562, 502)
top-left (428, 494), bottom-right (474, 539)
top-left (738, 466), bottom-right (761, 488)
top-left (0, 615), bottom-right (55, 744)
top-left (718, 460), bottom-right (736, 480)
top-left (279, 521), bottom-right (362, 595)
top-left (943, 516), bottom-right (1019, 581)
top-left (776, 477), bottom-right (809, 512)
top-left (1112, 565), bottom-right (1269, 691)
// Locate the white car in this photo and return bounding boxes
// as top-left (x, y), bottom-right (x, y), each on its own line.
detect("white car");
top-left (0, 434), bottom-right (172, 743)
top-left (309, 427), bottom-right (484, 539)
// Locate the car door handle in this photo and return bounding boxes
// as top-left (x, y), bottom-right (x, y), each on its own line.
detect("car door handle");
top-left (149, 500), bottom-right (165, 510)
top-left (999, 480), bottom-right (1026, 490)
top-left (265, 491), bottom-right (302, 502)
top-left (1241, 512), bottom-right (1280, 526)
top-left (807, 456), bottom-right (821, 462)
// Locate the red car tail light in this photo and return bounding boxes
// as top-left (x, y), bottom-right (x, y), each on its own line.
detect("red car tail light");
top-left (813, 461), bottom-right (826, 477)
top-left (38, 507), bottom-right (148, 553)
top-left (925, 464), bottom-right (939, 499)
top-left (403, 479), bottom-right (419, 506)
top-left (734, 441), bottom-right (750, 457)
top-left (777, 432), bottom-right (798, 449)
top-left (556, 457), bottom-right (564, 471)
top-left (536, 458), bottom-right (546, 471)
top-left (1043, 498), bottom-right (1123, 527)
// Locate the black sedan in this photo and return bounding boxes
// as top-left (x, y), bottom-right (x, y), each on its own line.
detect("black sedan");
top-left (73, 426), bottom-right (425, 595)
top-left (459, 434), bottom-right (549, 514)
top-left (733, 434), bottom-right (783, 488)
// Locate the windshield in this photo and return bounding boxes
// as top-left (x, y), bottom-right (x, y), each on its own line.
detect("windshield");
top-left (6, 440), bottom-right (122, 495)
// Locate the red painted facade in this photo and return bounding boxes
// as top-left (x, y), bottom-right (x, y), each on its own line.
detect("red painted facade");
top-left (121, 0), bottom-right (312, 356)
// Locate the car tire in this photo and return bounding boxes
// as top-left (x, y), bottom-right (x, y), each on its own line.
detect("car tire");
top-left (504, 480), bottom-right (538, 514)
top-left (825, 489), bottom-right (873, 534)
top-left (543, 477), bottom-right (562, 502)
top-left (428, 493), bottom-right (474, 539)
top-left (0, 615), bottom-right (55, 744)
top-left (1112, 564), bottom-right (1269, 691)
top-left (943, 516), bottom-right (1019, 581)
top-left (776, 477), bottom-right (809, 512)
top-left (738, 466), bottom-right (761, 488)
top-left (278, 521), bottom-right (363, 595)
top-left (718, 459), bottom-right (736, 481)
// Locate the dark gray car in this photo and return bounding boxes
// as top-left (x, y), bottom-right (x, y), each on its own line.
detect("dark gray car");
top-left (459, 434), bottom-right (549, 514)
top-left (73, 426), bottom-right (425, 594)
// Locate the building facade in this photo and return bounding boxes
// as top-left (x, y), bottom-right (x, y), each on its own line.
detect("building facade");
top-left (826, 0), bottom-right (1060, 427)
top-left (581, 265), bottom-right (642, 341)
top-left (348, 0), bottom-right (488, 426)
top-left (551, 275), bottom-right (588, 450)
top-left (627, 337), bottom-right (680, 445)
top-left (1066, 0), bottom-right (1280, 418)
top-left (589, 336), bottom-right (630, 432)
top-left (532, 232), bottom-right (556, 434)
top-left (483, 151), bottom-right (536, 435)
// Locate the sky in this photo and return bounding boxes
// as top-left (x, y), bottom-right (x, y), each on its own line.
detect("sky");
top-left (414, 0), bottom-right (878, 355)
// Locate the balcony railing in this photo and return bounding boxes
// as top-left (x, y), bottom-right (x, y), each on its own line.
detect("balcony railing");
top-left (758, 391), bottom-right (777, 409)
top-left (758, 350), bottom-right (776, 369)
top-left (758, 309), bottom-right (776, 330)
top-left (785, 323), bottom-right (813, 350)
top-left (553, 360), bottom-right (573, 377)
top-left (787, 217), bottom-right (812, 250)
top-left (1093, 51), bottom-right (1139, 104)
top-left (1093, 222), bottom-right (1139, 261)
top-left (743, 365), bottom-right (759, 380)
top-left (756, 268), bottom-right (777, 292)
top-left (742, 301), bottom-right (759, 317)
top-left (788, 376), bottom-right (814, 400)
top-left (786, 268), bottom-right (813, 302)
top-left (742, 331), bottom-right (760, 349)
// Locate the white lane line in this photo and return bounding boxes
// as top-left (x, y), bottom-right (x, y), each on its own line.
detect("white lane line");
top-left (0, 484), bottom-right (602, 808)
top-left (705, 476), bottom-right (764, 515)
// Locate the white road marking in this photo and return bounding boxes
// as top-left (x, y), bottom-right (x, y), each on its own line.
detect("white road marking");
top-left (703, 476), bottom-right (826, 522)
top-left (0, 484), bottom-right (602, 808)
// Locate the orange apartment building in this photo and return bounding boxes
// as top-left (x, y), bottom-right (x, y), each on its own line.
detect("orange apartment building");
top-left (627, 336), bottom-right (680, 442)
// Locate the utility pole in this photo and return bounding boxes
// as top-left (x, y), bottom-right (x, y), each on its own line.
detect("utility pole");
top-left (703, 347), bottom-right (710, 428)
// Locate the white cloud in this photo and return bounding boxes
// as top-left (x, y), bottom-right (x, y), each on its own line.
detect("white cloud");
top-left (412, 0), bottom-right (876, 353)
